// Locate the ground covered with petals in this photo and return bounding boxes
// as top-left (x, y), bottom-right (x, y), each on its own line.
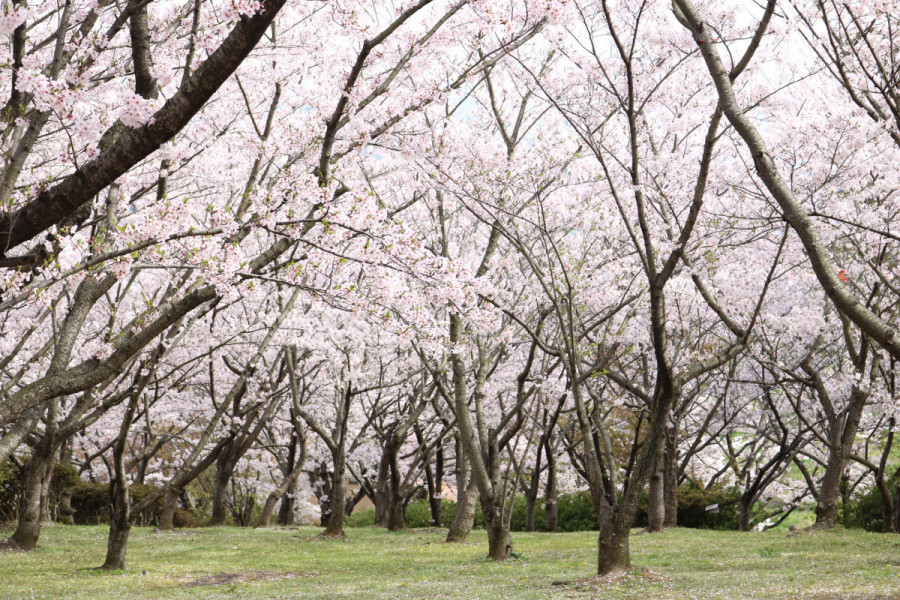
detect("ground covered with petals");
top-left (0, 526), bottom-right (898, 599)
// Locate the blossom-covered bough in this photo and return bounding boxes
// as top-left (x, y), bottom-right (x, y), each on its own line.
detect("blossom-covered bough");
top-left (1, 0), bottom-right (899, 584)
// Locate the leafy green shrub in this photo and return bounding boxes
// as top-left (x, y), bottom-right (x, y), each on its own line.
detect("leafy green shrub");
top-left (841, 474), bottom-right (899, 532)
top-left (555, 492), bottom-right (599, 532)
top-left (71, 482), bottom-right (167, 525)
top-left (173, 507), bottom-right (197, 528)
top-left (675, 483), bottom-right (741, 530)
top-left (633, 483), bottom-right (741, 530)
top-left (0, 460), bottom-right (23, 523)
top-left (346, 494), bottom-right (599, 532)
top-left (51, 462), bottom-right (81, 493)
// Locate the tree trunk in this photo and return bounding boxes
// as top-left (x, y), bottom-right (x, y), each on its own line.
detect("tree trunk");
top-left (9, 444), bottom-right (53, 550)
top-left (257, 462), bottom-right (305, 528)
top-left (424, 444), bottom-right (443, 527)
top-left (276, 429), bottom-right (305, 526)
top-left (209, 449), bottom-right (237, 526)
top-left (100, 395), bottom-right (138, 570)
top-left (894, 486), bottom-right (900, 533)
top-left (371, 446), bottom-right (390, 527)
top-left (483, 498), bottom-right (512, 560)
top-left (545, 444), bottom-right (558, 533)
top-left (157, 488), bottom-right (179, 531)
top-left (277, 491), bottom-right (295, 526)
top-left (57, 490), bottom-right (74, 525)
top-left (101, 476), bottom-right (131, 570)
top-left (663, 425), bottom-right (679, 527)
top-left (524, 492), bottom-right (537, 532)
top-left (446, 471), bottom-right (477, 542)
top-left (320, 466), bottom-right (346, 538)
top-left (647, 444), bottom-right (665, 533)
top-left (597, 515), bottom-right (630, 575)
top-left (876, 478), bottom-right (895, 533)
top-left (814, 447), bottom-right (844, 528)
top-left (383, 437), bottom-right (406, 531)
top-left (739, 491), bottom-right (752, 532)
top-left (39, 453), bottom-right (56, 523)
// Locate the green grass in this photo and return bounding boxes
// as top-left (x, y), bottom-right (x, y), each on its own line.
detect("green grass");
top-left (1, 524), bottom-right (899, 599)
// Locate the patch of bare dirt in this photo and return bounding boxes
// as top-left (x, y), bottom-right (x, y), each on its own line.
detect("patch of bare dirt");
top-left (180, 570), bottom-right (316, 587)
top-left (549, 567), bottom-right (669, 592)
top-left (0, 539), bottom-right (23, 552)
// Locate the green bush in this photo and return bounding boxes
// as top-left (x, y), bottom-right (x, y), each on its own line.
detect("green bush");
top-left (555, 492), bottom-right (599, 531)
top-left (631, 482), bottom-right (742, 530)
top-left (346, 499), bottom-right (461, 528)
top-left (70, 482), bottom-right (168, 526)
top-left (675, 483), bottom-right (741, 530)
top-left (633, 483), bottom-right (742, 530)
top-left (841, 474), bottom-right (899, 532)
top-left (0, 460), bottom-right (23, 523)
top-left (346, 493), bottom-right (601, 532)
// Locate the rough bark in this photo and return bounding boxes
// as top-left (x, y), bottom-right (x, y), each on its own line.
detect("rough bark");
top-left (9, 444), bottom-right (51, 550)
top-left (663, 426), bottom-right (679, 527)
top-left (483, 498), bottom-right (513, 560)
top-left (672, 0), bottom-right (900, 361)
top-left (156, 488), bottom-right (179, 531)
top-left (424, 444), bottom-right (444, 527)
top-left (0, 0), bottom-right (288, 252)
top-left (386, 439), bottom-right (406, 531)
top-left (524, 493), bottom-right (537, 533)
top-left (276, 487), bottom-right (296, 526)
top-left (545, 437), bottom-right (558, 533)
top-left (320, 470), bottom-right (347, 538)
top-left (647, 444), bottom-right (666, 533)
top-left (597, 514), bottom-right (631, 575)
top-left (373, 456), bottom-right (390, 528)
top-left (100, 394), bottom-right (137, 570)
top-left (446, 470), bottom-right (477, 542)
top-left (739, 492), bottom-right (753, 532)
top-left (209, 450), bottom-right (237, 526)
top-left (877, 479), bottom-right (895, 533)
top-left (256, 448), bottom-right (306, 529)
top-left (815, 449), bottom-right (844, 528)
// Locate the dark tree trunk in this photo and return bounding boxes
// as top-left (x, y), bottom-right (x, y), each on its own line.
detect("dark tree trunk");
top-left (373, 458), bottom-right (389, 528)
top-left (663, 425), bottom-right (679, 527)
top-left (446, 470), bottom-right (477, 542)
top-left (270, 428), bottom-right (305, 527)
top-left (9, 442), bottom-right (53, 550)
top-left (277, 489), bottom-right (295, 526)
top-left (39, 452), bottom-right (57, 523)
top-left (876, 478), bottom-right (895, 533)
top-left (386, 439), bottom-right (406, 531)
top-left (545, 439), bottom-right (558, 533)
top-left (320, 469), bottom-right (346, 538)
top-left (57, 490), bottom-right (74, 525)
top-left (524, 438), bottom-right (544, 533)
top-left (739, 491), bottom-right (753, 532)
top-left (101, 475), bottom-right (131, 570)
top-left (647, 444), bottom-right (665, 533)
top-left (483, 497), bottom-right (512, 560)
top-left (524, 493), bottom-right (537, 532)
top-left (157, 488), bottom-right (179, 531)
top-left (100, 395), bottom-right (138, 570)
top-left (258, 457), bottom-right (306, 528)
top-left (209, 445), bottom-right (237, 526)
top-left (424, 444), bottom-right (444, 527)
top-left (257, 492), bottom-right (281, 529)
top-left (597, 513), bottom-right (630, 575)
top-left (815, 438), bottom-right (845, 528)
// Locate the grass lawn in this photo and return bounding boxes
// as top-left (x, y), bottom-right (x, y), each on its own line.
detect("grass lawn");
top-left (0, 524), bottom-right (898, 599)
